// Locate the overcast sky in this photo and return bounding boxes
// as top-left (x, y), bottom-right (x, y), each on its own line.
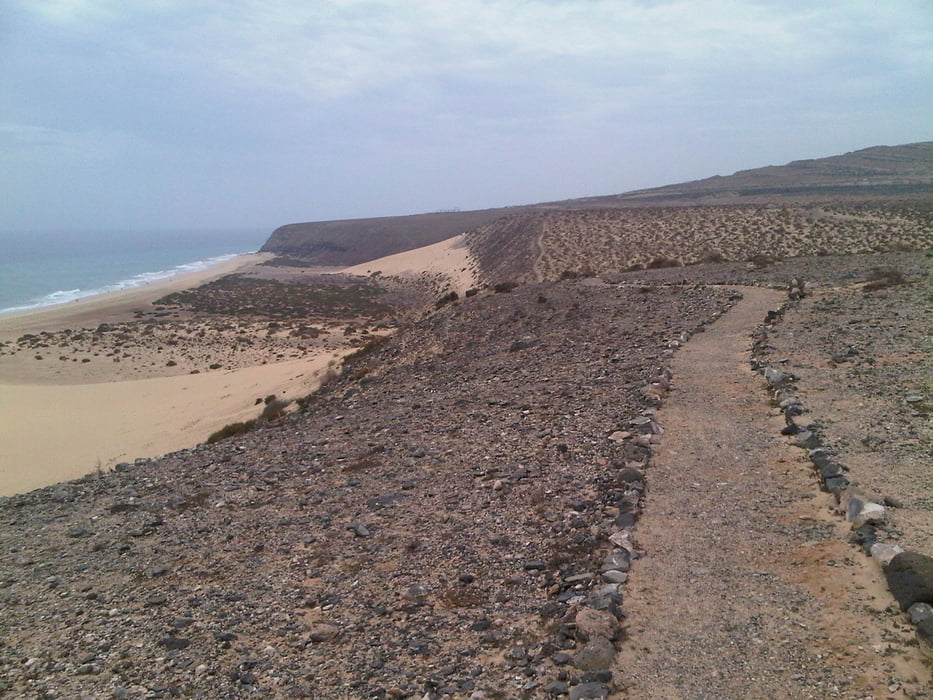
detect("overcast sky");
top-left (1, 0), bottom-right (931, 234)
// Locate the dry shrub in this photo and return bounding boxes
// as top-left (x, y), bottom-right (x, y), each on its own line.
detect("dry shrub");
top-left (345, 334), bottom-right (390, 361)
top-left (749, 253), bottom-right (780, 269)
top-left (259, 397), bottom-right (289, 422)
top-left (863, 267), bottom-right (907, 292)
top-left (206, 420), bottom-right (256, 444)
top-left (646, 256), bottom-right (682, 269)
top-left (699, 251), bottom-right (726, 264)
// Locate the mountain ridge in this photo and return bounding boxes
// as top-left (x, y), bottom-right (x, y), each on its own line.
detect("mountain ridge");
top-left (260, 141), bottom-right (933, 264)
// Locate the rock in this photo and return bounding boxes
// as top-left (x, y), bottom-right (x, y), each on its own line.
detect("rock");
top-left (793, 430), bottom-right (821, 450)
top-left (543, 680), bottom-right (569, 695)
top-left (631, 416), bottom-right (661, 435)
top-left (569, 682), bottom-right (609, 699)
top-left (842, 490), bottom-right (886, 527)
top-left (574, 608), bottom-right (619, 642)
top-left (608, 530), bottom-right (635, 550)
top-left (613, 467), bottom-right (644, 487)
top-left (607, 431), bottom-right (629, 443)
top-left (816, 460), bottom-right (846, 479)
top-left (308, 623), bottom-right (340, 642)
top-left (601, 570), bottom-right (628, 584)
top-left (885, 552), bottom-right (933, 610)
top-left (917, 618), bottom-right (933, 657)
top-left (883, 495), bottom-right (904, 508)
top-left (572, 636), bottom-right (615, 671)
top-left (523, 561), bottom-right (547, 571)
top-left (869, 542), bottom-right (904, 567)
top-left (907, 602), bottom-right (933, 624)
top-left (347, 523), bottom-right (371, 537)
top-left (551, 651), bottom-right (571, 665)
top-left (823, 476), bottom-right (850, 494)
top-left (157, 636), bottom-right (190, 650)
top-left (600, 550), bottom-right (631, 573)
top-left (763, 367), bottom-right (787, 387)
top-left (851, 502), bottom-right (886, 528)
top-left (402, 584), bottom-right (429, 602)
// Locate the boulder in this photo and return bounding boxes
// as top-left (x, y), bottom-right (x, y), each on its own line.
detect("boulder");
top-left (885, 552), bottom-right (933, 610)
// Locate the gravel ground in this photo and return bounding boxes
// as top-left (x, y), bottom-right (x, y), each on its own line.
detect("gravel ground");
top-left (614, 287), bottom-right (932, 699)
top-left (0, 281), bottom-right (733, 699)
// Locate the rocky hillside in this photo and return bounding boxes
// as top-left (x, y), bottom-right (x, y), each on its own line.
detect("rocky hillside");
top-left (0, 281), bottom-right (736, 698)
top-left (466, 202), bottom-right (933, 285)
top-left (261, 142), bottom-right (933, 266)
top-left (594, 141), bottom-right (933, 206)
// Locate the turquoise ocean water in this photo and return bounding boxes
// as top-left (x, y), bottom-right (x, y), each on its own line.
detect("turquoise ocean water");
top-left (0, 229), bottom-right (266, 315)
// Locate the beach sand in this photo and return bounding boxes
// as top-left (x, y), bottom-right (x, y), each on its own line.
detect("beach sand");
top-left (0, 252), bottom-right (351, 497)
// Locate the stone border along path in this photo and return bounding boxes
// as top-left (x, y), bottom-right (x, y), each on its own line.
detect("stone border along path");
top-left (751, 297), bottom-right (933, 658)
top-left (605, 286), bottom-right (932, 700)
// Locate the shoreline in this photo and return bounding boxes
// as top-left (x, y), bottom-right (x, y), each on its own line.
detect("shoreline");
top-left (0, 250), bottom-right (351, 497)
top-left (0, 252), bottom-right (271, 338)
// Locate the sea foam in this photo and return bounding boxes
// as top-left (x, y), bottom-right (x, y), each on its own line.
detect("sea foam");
top-left (0, 252), bottom-right (245, 315)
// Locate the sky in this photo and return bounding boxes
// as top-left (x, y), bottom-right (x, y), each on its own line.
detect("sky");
top-left (1, 0), bottom-right (931, 234)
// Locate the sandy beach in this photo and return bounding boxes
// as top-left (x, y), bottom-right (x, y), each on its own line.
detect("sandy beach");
top-left (0, 252), bottom-right (353, 497)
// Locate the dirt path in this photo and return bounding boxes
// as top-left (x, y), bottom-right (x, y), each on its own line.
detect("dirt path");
top-left (614, 287), bottom-right (931, 699)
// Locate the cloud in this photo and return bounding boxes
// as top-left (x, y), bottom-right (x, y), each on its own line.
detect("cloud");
top-left (19, 1), bottom-right (931, 107)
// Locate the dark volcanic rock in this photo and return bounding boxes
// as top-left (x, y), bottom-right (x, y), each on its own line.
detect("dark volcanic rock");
top-left (885, 552), bottom-right (933, 610)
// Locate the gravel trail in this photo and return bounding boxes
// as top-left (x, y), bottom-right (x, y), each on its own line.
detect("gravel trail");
top-left (614, 286), bottom-right (931, 699)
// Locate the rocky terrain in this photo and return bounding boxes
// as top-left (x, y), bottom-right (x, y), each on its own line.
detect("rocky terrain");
top-left (2, 141), bottom-right (931, 698)
top-left (0, 280), bottom-right (738, 698)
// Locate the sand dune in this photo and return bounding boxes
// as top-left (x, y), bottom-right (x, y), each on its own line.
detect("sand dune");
top-left (340, 233), bottom-right (478, 293)
top-left (0, 352), bottom-right (342, 497)
top-left (0, 252), bottom-right (349, 497)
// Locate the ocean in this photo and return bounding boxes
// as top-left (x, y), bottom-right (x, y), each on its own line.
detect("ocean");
top-left (0, 229), bottom-right (267, 314)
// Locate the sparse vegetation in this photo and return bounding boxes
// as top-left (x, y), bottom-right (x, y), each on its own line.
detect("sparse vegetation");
top-left (863, 266), bottom-right (908, 291)
top-left (646, 256), bottom-right (682, 269)
top-left (749, 253), bottom-right (780, 269)
top-left (435, 290), bottom-right (458, 308)
top-left (206, 419), bottom-right (256, 444)
top-left (492, 281), bottom-right (518, 293)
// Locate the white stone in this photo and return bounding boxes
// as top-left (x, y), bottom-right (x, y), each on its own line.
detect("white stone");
top-left (869, 542), bottom-right (903, 566)
top-left (851, 502), bottom-right (886, 528)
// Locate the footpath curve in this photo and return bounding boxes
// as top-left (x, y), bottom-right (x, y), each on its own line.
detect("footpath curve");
top-left (613, 286), bottom-right (931, 699)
